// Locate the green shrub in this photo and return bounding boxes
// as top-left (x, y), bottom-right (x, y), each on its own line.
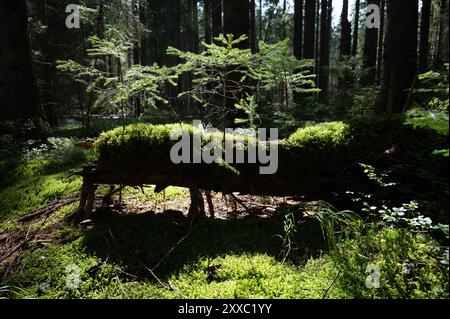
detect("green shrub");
top-left (335, 227), bottom-right (448, 298)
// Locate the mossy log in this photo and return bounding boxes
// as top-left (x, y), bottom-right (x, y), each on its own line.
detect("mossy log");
top-left (77, 117), bottom-right (447, 218)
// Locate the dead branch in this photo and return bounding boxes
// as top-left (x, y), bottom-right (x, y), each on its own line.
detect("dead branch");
top-left (18, 197), bottom-right (79, 223)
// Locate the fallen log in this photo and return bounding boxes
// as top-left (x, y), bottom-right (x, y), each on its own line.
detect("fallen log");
top-left (76, 117), bottom-right (446, 218)
top-left (18, 197), bottom-right (79, 223)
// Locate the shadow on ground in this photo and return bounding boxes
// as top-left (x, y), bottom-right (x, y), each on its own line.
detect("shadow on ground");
top-left (81, 207), bottom-right (327, 279)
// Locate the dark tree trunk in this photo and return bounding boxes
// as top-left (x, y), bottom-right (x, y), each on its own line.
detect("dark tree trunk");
top-left (377, 0), bottom-right (419, 114)
top-left (434, 0), bottom-right (449, 68)
top-left (318, 0), bottom-right (331, 102)
top-left (192, 0), bottom-right (200, 53)
top-left (352, 0), bottom-right (360, 56)
top-left (132, 0), bottom-right (142, 116)
top-left (223, 0), bottom-right (250, 48)
top-left (362, 0), bottom-right (380, 86)
top-left (259, 0), bottom-right (263, 40)
top-left (314, 0), bottom-right (320, 96)
top-left (303, 0), bottom-right (316, 59)
top-left (294, 0), bottom-right (304, 59)
top-left (211, 0), bottom-right (222, 39)
top-left (376, 0), bottom-right (385, 84)
top-left (36, 0), bottom-right (57, 126)
top-left (326, 0), bottom-right (332, 66)
top-left (250, 0), bottom-right (259, 53)
top-left (204, 0), bottom-right (212, 44)
top-left (282, 0), bottom-right (288, 39)
top-left (294, 0), bottom-right (304, 103)
top-left (223, 0), bottom-right (250, 127)
top-left (339, 0), bottom-right (352, 57)
top-left (132, 0), bottom-right (141, 65)
top-left (0, 0), bottom-right (44, 122)
top-left (139, 1), bottom-right (148, 65)
top-left (419, 0), bottom-right (431, 73)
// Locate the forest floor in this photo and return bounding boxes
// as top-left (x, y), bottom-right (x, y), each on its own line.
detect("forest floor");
top-left (0, 177), bottom-right (342, 299)
top-left (0, 119), bottom-right (448, 299)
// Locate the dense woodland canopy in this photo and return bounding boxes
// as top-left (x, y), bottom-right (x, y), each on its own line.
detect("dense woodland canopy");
top-left (0, 0), bottom-right (448, 128)
top-left (0, 0), bottom-right (448, 300)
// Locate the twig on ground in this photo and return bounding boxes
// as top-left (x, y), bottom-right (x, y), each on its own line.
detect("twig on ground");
top-left (322, 270), bottom-right (341, 299)
top-left (140, 261), bottom-right (189, 299)
top-left (18, 197), bottom-right (78, 223)
top-left (228, 193), bottom-right (250, 211)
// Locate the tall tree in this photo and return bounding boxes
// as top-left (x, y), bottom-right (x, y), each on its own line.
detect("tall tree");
top-left (434, 0), bottom-right (449, 68)
top-left (303, 0), bottom-right (316, 59)
top-left (139, 0), bottom-right (148, 65)
top-left (318, 0), bottom-right (331, 102)
top-left (294, 0), bottom-right (304, 59)
top-left (223, 0), bottom-right (250, 49)
top-left (282, 0), bottom-right (288, 39)
top-left (223, 0), bottom-right (250, 126)
top-left (211, 0), bottom-right (222, 39)
top-left (362, 0), bottom-right (380, 85)
top-left (376, 0), bottom-right (385, 84)
top-left (352, 0), bottom-right (360, 56)
top-left (377, 0), bottom-right (419, 114)
top-left (250, 0), bottom-right (259, 53)
top-left (259, 0), bottom-right (263, 40)
top-left (340, 0), bottom-right (352, 57)
top-left (419, 0), bottom-right (432, 73)
top-left (191, 0), bottom-right (200, 53)
top-left (0, 0), bottom-right (44, 122)
top-left (35, 0), bottom-right (57, 126)
top-left (204, 0), bottom-right (212, 44)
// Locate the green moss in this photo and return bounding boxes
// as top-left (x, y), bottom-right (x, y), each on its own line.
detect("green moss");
top-left (92, 117), bottom-right (446, 197)
top-left (287, 121), bottom-right (350, 148)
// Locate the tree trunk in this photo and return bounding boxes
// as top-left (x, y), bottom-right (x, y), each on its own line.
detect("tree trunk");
top-left (314, 0), bottom-right (320, 98)
top-left (204, 0), bottom-right (212, 44)
top-left (362, 0), bottom-right (380, 86)
top-left (36, 0), bottom-right (57, 126)
top-left (376, 0), bottom-right (385, 84)
top-left (418, 0), bottom-right (431, 73)
top-left (223, 0), bottom-right (250, 48)
top-left (377, 0), bottom-right (419, 114)
top-left (0, 0), bottom-right (44, 122)
top-left (259, 0), bottom-right (263, 40)
top-left (139, 1), bottom-right (148, 65)
top-left (223, 0), bottom-right (250, 126)
top-left (318, 0), bottom-right (331, 102)
top-left (211, 0), bottom-right (222, 39)
top-left (250, 0), bottom-right (259, 53)
top-left (191, 0), bottom-right (200, 53)
top-left (339, 0), bottom-right (352, 57)
top-left (351, 0), bottom-right (360, 56)
top-left (294, 0), bottom-right (304, 59)
top-left (303, 0), bottom-right (316, 59)
top-left (282, 0), bottom-right (288, 39)
top-left (434, 0), bottom-right (448, 69)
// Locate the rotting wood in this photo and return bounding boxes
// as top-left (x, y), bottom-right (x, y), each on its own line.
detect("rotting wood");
top-left (76, 162), bottom-right (355, 222)
top-left (18, 197), bottom-right (78, 223)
